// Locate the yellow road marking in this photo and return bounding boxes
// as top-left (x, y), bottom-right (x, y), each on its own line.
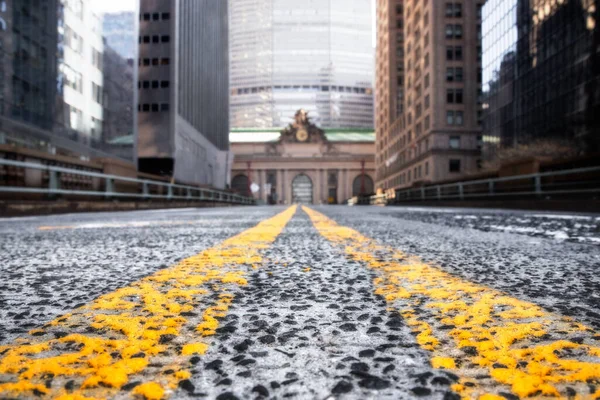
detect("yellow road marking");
top-left (0, 206), bottom-right (296, 399)
top-left (303, 206), bottom-right (600, 399)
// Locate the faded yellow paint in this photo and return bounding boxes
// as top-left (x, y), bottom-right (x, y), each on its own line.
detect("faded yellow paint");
top-left (0, 206), bottom-right (296, 399)
top-left (303, 206), bottom-right (600, 399)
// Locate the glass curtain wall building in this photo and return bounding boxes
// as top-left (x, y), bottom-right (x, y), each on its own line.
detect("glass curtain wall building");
top-left (229, 0), bottom-right (374, 129)
top-left (482, 0), bottom-right (600, 155)
top-left (0, 0), bottom-right (138, 161)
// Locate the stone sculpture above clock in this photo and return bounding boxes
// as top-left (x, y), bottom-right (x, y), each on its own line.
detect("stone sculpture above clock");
top-left (279, 109), bottom-right (328, 144)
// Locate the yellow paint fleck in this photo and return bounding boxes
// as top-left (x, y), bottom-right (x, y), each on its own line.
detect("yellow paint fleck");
top-left (431, 356), bottom-right (456, 369)
top-left (303, 267), bottom-right (311, 272)
top-left (133, 382), bottom-right (164, 400)
top-left (181, 343), bottom-right (208, 356)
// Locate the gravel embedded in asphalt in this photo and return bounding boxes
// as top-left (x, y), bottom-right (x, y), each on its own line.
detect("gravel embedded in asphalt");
top-left (1, 205), bottom-right (599, 399)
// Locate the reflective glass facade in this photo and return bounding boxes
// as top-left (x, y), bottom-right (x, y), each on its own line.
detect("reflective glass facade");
top-left (482, 0), bottom-right (600, 154)
top-left (0, 0), bottom-right (138, 161)
top-left (229, 0), bottom-right (374, 129)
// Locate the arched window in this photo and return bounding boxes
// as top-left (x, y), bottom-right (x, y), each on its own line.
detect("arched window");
top-left (231, 175), bottom-right (249, 196)
top-left (292, 174), bottom-right (313, 204)
top-left (352, 174), bottom-right (374, 196)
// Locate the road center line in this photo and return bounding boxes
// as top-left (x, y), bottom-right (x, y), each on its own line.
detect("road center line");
top-left (0, 206), bottom-right (296, 400)
top-left (303, 206), bottom-right (600, 399)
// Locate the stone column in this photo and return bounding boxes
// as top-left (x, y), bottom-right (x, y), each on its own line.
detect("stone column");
top-left (344, 169), bottom-right (350, 200)
top-left (277, 169), bottom-right (283, 204)
top-left (260, 169), bottom-right (268, 203)
top-left (284, 170), bottom-right (291, 204)
top-left (315, 169), bottom-right (321, 204)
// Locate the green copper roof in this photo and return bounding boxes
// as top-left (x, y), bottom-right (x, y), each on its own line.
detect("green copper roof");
top-left (107, 129), bottom-right (376, 147)
top-left (230, 128), bottom-right (375, 143)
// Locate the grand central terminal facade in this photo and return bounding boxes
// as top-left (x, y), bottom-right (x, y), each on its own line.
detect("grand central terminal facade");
top-left (230, 110), bottom-right (375, 205)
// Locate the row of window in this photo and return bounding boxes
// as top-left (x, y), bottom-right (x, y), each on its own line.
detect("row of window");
top-left (139, 35), bottom-right (170, 44)
top-left (138, 80), bottom-right (170, 89)
top-left (138, 103), bottom-right (170, 112)
top-left (139, 12), bottom-right (170, 21)
top-left (138, 58), bottom-right (171, 66)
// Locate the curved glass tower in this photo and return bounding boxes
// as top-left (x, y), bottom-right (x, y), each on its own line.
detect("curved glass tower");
top-left (229, 0), bottom-right (374, 129)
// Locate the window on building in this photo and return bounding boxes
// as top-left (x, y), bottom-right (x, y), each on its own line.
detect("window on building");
top-left (152, 58), bottom-right (159, 65)
top-left (447, 110), bottom-right (455, 125)
top-left (425, 161), bottom-right (429, 175)
top-left (445, 24), bottom-right (462, 39)
top-left (328, 172), bottom-right (337, 186)
top-left (449, 135), bottom-right (461, 149)
top-left (143, 13), bottom-right (150, 21)
top-left (162, 12), bottom-right (171, 20)
top-left (161, 58), bottom-right (170, 65)
top-left (456, 111), bottom-right (464, 125)
top-left (424, 115), bottom-right (430, 130)
top-left (92, 48), bottom-right (103, 70)
top-left (455, 46), bottom-right (463, 60)
top-left (92, 83), bottom-right (102, 105)
top-left (425, 95), bottom-right (430, 109)
top-left (143, 58), bottom-right (150, 66)
top-left (142, 81), bottom-right (150, 89)
top-left (152, 35), bottom-right (159, 43)
top-left (151, 104), bottom-right (159, 112)
top-left (449, 159), bottom-right (461, 173)
top-left (161, 35), bottom-right (170, 43)
top-left (160, 103), bottom-right (169, 111)
top-left (143, 36), bottom-right (150, 43)
top-left (161, 81), bottom-right (170, 88)
top-left (152, 81), bottom-right (159, 88)
top-left (152, 13), bottom-right (159, 21)
top-left (142, 104), bottom-right (150, 112)
top-left (91, 117), bottom-right (102, 138)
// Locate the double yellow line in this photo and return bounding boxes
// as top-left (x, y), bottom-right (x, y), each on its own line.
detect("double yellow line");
top-left (2, 205), bottom-right (599, 399)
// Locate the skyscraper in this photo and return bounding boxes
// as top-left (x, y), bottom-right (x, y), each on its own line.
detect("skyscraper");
top-left (137, 0), bottom-right (230, 188)
top-left (375, 0), bottom-right (485, 191)
top-left (482, 0), bottom-right (600, 155)
top-left (229, 0), bottom-right (374, 129)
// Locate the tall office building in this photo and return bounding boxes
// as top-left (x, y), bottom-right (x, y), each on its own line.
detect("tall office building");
top-left (0, 0), bottom-right (136, 161)
top-left (375, 0), bottom-right (485, 191)
top-left (229, 0), bottom-right (374, 129)
top-left (375, 0), bottom-right (404, 186)
top-left (482, 0), bottom-right (600, 155)
top-left (137, 0), bottom-right (230, 188)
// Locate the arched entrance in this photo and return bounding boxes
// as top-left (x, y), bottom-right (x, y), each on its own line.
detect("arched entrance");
top-left (231, 174), bottom-right (250, 196)
top-left (352, 174), bottom-right (375, 196)
top-left (292, 174), bottom-right (313, 204)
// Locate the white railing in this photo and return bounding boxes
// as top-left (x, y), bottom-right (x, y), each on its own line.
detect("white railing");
top-left (0, 159), bottom-right (255, 205)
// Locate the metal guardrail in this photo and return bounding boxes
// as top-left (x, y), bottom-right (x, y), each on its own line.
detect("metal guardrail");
top-left (348, 166), bottom-right (600, 205)
top-left (0, 159), bottom-right (256, 205)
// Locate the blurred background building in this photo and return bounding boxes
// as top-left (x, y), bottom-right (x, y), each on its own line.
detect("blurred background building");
top-left (482, 0), bottom-right (600, 158)
top-left (137, 0), bottom-right (231, 189)
top-left (375, 0), bottom-right (486, 192)
top-left (0, 0), bottom-right (137, 162)
top-left (229, 0), bottom-right (374, 130)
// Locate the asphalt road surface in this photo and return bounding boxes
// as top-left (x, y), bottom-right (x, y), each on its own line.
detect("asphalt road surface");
top-left (0, 205), bottom-right (599, 400)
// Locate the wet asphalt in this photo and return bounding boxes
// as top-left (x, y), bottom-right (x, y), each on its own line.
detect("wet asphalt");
top-left (0, 205), bottom-right (599, 399)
